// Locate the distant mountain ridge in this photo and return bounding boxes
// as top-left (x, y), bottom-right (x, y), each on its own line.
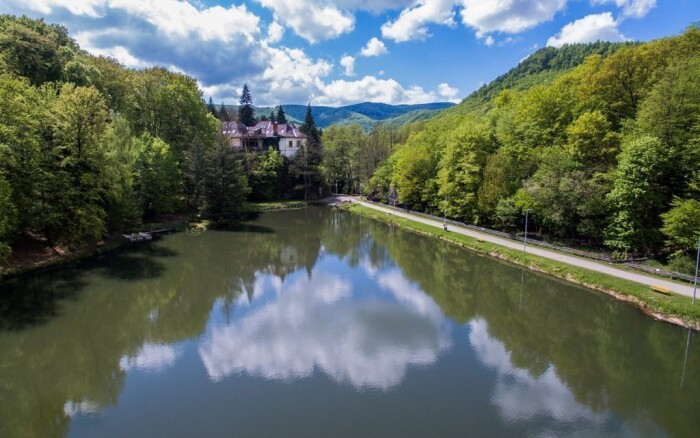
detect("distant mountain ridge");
top-left (225, 102), bottom-right (456, 130)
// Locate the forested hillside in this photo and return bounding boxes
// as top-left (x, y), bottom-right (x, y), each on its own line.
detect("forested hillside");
top-left (220, 102), bottom-right (455, 130)
top-left (0, 15), bottom-right (323, 264)
top-left (355, 27), bottom-right (700, 269)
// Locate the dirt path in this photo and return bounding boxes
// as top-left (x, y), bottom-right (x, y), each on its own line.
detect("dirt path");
top-left (342, 197), bottom-right (697, 299)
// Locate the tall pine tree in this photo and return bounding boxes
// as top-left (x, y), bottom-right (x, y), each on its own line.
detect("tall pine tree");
top-left (219, 102), bottom-right (230, 122)
top-left (207, 97), bottom-right (218, 118)
top-left (276, 105), bottom-right (287, 124)
top-left (237, 84), bottom-right (256, 126)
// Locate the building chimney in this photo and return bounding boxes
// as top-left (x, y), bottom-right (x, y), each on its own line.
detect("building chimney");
top-left (272, 121), bottom-right (278, 136)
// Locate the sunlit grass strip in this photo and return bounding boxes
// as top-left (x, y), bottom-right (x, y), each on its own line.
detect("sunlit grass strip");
top-left (343, 203), bottom-right (700, 330)
top-left (245, 200), bottom-right (310, 212)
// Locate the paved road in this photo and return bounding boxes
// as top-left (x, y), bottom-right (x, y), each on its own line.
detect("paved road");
top-left (340, 196), bottom-right (698, 299)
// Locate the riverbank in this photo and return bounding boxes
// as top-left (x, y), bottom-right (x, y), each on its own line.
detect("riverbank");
top-left (341, 203), bottom-right (700, 331)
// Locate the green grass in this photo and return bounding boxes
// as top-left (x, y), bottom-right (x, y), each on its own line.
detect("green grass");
top-left (343, 203), bottom-right (700, 330)
top-left (244, 200), bottom-right (309, 212)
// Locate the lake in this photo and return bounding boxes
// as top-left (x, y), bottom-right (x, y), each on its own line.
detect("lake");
top-left (1, 207), bottom-right (698, 437)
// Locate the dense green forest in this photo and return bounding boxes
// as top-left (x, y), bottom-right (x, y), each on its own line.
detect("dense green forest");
top-left (331, 28), bottom-right (700, 269)
top-left (0, 15), bottom-right (324, 263)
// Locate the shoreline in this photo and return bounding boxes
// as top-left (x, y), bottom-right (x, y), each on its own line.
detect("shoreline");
top-left (0, 200), bottom-right (319, 281)
top-left (340, 202), bottom-right (700, 331)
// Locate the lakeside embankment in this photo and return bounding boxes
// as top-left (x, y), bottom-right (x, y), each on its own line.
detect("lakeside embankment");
top-left (0, 201), bottom-right (317, 280)
top-left (340, 202), bottom-right (700, 331)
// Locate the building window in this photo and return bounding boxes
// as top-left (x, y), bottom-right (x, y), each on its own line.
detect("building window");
top-left (297, 140), bottom-right (301, 148)
top-left (289, 140), bottom-right (293, 148)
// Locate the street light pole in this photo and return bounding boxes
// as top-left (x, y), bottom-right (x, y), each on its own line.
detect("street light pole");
top-left (443, 197), bottom-right (447, 231)
top-left (524, 209), bottom-right (531, 252)
top-left (693, 236), bottom-right (700, 304)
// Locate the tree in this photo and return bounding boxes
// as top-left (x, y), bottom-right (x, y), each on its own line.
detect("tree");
top-left (437, 122), bottom-right (494, 222)
top-left (0, 18), bottom-right (63, 85)
top-left (605, 136), bottom-right (670, 253)
top-left (566, 110), bottom-right (618, 169)
top-left (661, 198), bottom-right (700, 254)
top-left (103, 115), bottom-right (141, 231)
top-left (300, 103), bottom-right (321, 144)
top-left (134, 135), bottom-right (181, 218)
top-left (0, 74), bottom-right (43, 233)
top-left (207, 97), bottom-right (218, 118)
top-left (276, 106), bottom-right (287, 124)
top-left (237, 84), bottom-right (255, 126)
top-left (204, 128), bottom-right (250, 220)
top-left (0, 174), bottom-right (15, 263)
top-left (44, 84), bottom-right (111, 246)
top-left (248, 147), bottom-right (284, 201)
top-left (219, 102), bottom-right (229, 122)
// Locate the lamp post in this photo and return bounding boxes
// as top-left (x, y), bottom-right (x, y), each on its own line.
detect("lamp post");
top-left (524, 209), bottom-right (532, 252)
top-left (693, 236), bottom-right (700, 304)
top-left (335, 179), bottom-right (338, 195)
top-left (443, 197), bottom-right (448, 231)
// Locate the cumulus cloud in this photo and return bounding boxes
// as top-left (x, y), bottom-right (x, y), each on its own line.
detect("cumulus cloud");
top-left (381, 0), bottom-right (457, 42)
top-left (547, 12), bottom-right (627, 47)
top-left (10, 0), bottom-right (105, 17)
top-left (0, 0), bottom-right (477, 106)
top-left (198, 271), bottom-right (451, 389)
top-left (360, 37), bottom-right (389, 57)
top-left (256, 0), bottom-right (355, 43)
top-left (316, 76), bottom-right (458, 106)
top-left (266, 20), bottom-right (285, 44)
top-left (591, 0), bottom-right (656, 18)
top-left (460, 0), bottom-right (567, 37)
top-left (437, 82), bottom-right (459, 100)
top-left (340, 55), bottom-right (356, 76)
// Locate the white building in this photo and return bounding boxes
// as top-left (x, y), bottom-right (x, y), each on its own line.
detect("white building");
top-left (224, 120), bottom-right (307, 158)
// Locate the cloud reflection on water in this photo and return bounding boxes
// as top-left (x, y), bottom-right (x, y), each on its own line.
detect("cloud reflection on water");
top-left (199, 268), bottom-right (451, 390)
top-left (468, 318), bottom-right (651, 436)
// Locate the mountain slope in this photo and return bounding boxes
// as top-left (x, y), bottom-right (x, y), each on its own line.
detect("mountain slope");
top-left (223, 102), bottom-right (456, 130)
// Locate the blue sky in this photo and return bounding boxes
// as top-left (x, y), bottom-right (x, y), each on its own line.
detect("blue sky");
top-left (1, 1), bottom-right (698, 106)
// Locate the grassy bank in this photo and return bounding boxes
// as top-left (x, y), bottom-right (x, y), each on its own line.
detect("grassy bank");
top-left (342, 203), bottom-right (700, 330)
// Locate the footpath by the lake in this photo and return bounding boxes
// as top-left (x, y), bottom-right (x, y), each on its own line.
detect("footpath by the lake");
top-left (337, 196), bottom-right (700, 331)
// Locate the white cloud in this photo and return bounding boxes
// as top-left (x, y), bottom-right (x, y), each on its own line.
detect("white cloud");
top-left (381, 0), bottom-right (457, 42)
top-left (198, 271), bottom-right (450, 389)
top-left (266, 21), bottom-right (285, 44)
top-left (9, 0), bottom-right (105, 17)
top-left (108, 0), bottom-right (259, 42)
top-left (317, 76), bottom-right (455, 106)
top-left (484, 35), bottom-right (495, 46)
top-left (340, 55), bottom-right (356, 76)
top-left (547, 12), bottom-right (627, 47)
top-left (460, 0), bottom-right (567, 37)
top-left (591, 0), bottom-right (656, 18)
top-left (256, 0), bottom-right (355, 43)
top-left (437, 82), bottom-right (459, 100)
top-left (360, 37), bottom-right (389, 57)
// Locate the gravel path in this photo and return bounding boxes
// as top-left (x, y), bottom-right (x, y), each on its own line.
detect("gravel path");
top-left (342, 197), bottom-right (698, 299)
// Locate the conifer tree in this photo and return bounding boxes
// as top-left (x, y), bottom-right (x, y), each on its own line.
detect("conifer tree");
top-left (276, 105), bottom-right (287, 124)
top-left (207, 97), bottom-right (217, 118)
top-left (219, 102), bottom-right (230, 122)
top-left (237, 84), bottom-right (256, 126)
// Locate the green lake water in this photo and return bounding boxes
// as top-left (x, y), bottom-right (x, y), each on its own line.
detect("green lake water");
top-left (1, 207), bottom-right (699, 437)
